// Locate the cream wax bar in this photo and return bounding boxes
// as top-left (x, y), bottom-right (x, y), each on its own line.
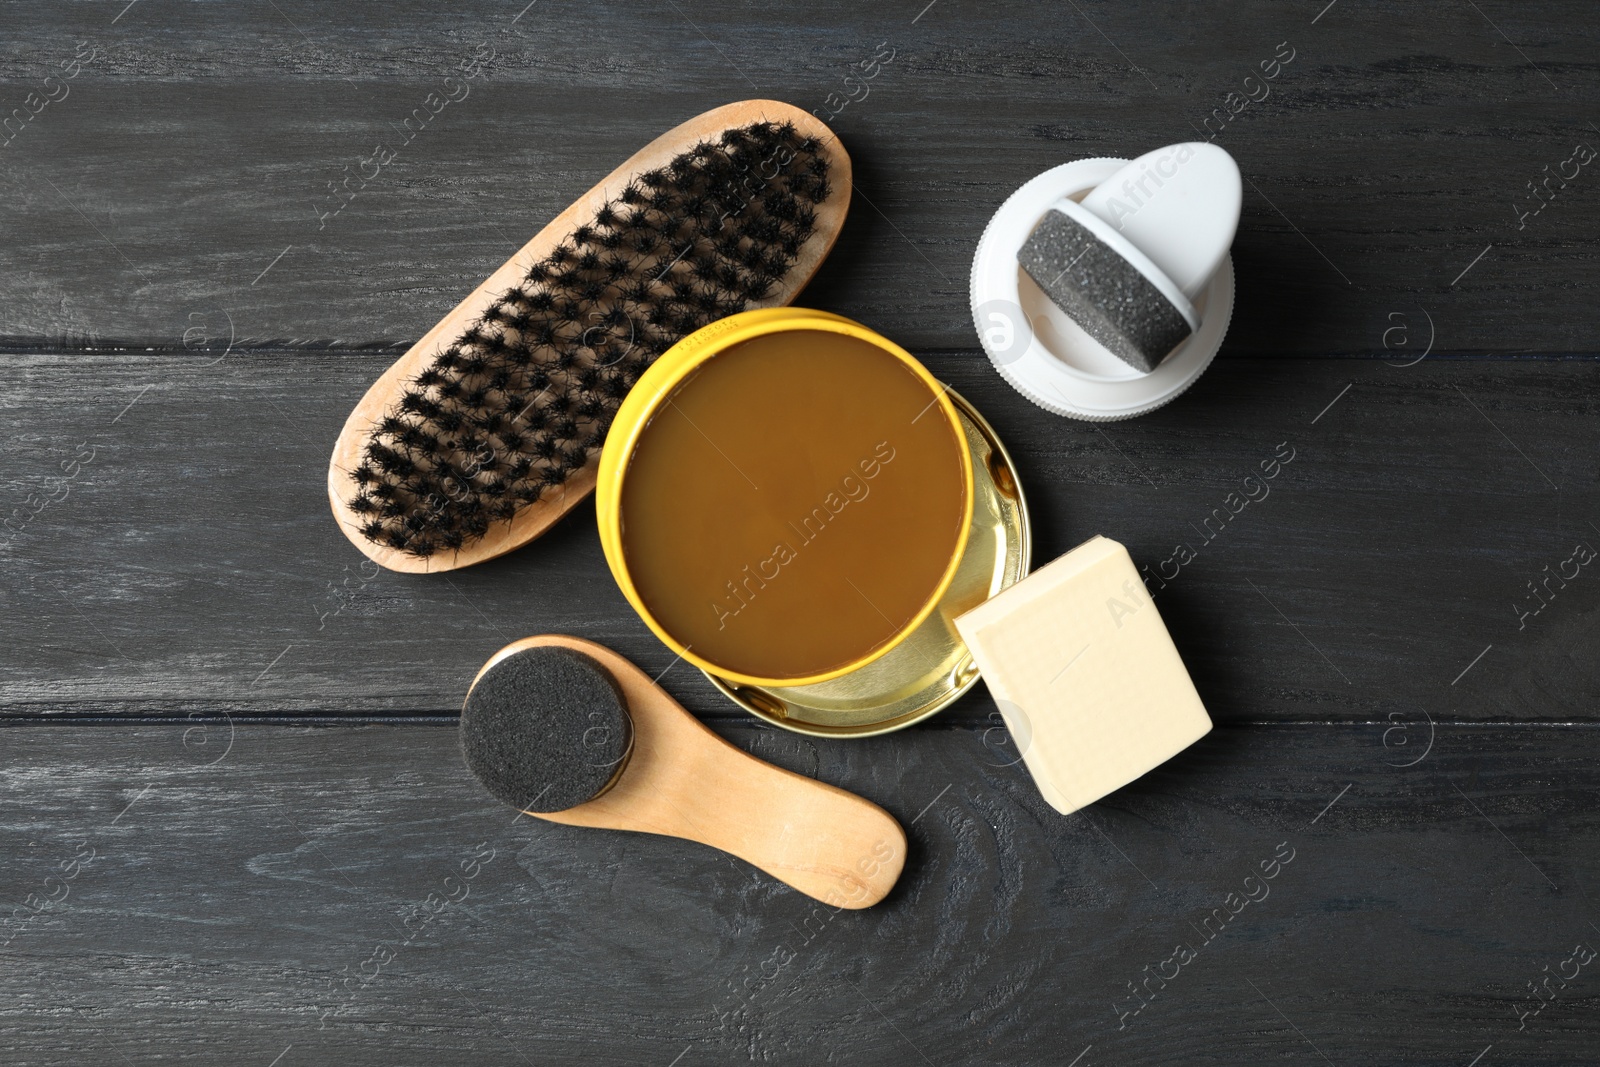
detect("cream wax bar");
top-left (955, 535), bottom-right (1211, 814)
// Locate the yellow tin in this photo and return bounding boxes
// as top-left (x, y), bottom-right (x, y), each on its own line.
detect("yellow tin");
top-left (596, 307), bottom-right (975, 689)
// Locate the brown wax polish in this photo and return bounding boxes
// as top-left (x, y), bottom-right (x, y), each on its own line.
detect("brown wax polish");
top-left (618, 329), bottom-right (969, 681)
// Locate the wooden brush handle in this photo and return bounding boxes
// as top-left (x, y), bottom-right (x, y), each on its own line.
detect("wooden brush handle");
top-left (484, 636), bottom-right (904, 908)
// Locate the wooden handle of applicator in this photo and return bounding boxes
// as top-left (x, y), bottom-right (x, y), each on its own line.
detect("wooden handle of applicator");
top-left (503, 635), bottom-right (906, 908)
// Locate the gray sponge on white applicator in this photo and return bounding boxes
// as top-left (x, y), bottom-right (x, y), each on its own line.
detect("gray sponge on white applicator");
top-left (1017, 143), bottom-right (1241, 374)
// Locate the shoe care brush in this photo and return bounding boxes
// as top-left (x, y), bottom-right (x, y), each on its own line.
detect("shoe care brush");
top-left (460, 635), bottom-right (905, 908)
top-left (328, 101), bottom-right (850, 572)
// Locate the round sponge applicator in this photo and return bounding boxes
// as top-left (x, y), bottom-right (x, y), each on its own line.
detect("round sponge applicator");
top-left (1017, 201), bottom-right (1198, 375)
top-left (455, 634), bottom-right (907, 908)
top-left (460, 645), bottom-right (634, 813)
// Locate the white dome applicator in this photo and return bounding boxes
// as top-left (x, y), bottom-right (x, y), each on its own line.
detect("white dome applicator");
top-left (972, 144), bottom-right (1242, 420)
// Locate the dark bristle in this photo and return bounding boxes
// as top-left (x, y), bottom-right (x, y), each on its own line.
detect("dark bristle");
top-left (347, 118), bottom-right (832, 555)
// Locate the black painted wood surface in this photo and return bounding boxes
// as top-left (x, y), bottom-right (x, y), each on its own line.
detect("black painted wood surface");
top-left (2, 0), bottom-right (1598, 1063)
top-left (3, 350), bottom-right (1596, 724)
top-left (0, 0), bottom-right (1596, 355)
top-left (1, 722), bottom-right (1595, 1066)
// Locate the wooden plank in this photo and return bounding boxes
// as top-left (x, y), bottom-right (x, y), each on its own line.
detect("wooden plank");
top-left (0, 1), bottom-right (1593, 353)
top-left (0, 720), bottom-right (1593, 1065)
top-left (3, 349), bottom-right (1596, 722)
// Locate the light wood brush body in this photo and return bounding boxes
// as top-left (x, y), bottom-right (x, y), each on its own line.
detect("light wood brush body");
top-left (329, 101), bottom-right (851, 573)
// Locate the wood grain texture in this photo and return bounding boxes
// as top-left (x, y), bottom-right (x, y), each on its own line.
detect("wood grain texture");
top-left (0, 1), bottom-right (1593, 354)
top-left (1, 348), bottom-right (1594, 723)
top-left (0, 719), bottom-right (1593, 1066)
top-left (1, 2), bottom-right (1597, 1062)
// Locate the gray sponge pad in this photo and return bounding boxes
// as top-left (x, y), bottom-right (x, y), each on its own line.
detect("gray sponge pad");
top-left (460, 645), bottom-right (634, 813)
top-left (1018, 208), bottom-right (1192, 374)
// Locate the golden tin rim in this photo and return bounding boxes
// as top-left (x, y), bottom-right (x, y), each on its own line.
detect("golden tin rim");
top-left (596, 307), bottom-right (976, 688)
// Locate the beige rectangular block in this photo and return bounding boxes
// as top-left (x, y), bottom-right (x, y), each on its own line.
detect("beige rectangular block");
top-left (954, 535), bottom-right (1211, 815)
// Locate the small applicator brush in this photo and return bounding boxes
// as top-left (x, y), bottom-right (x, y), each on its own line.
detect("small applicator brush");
top-left (460, 635), bottom-right (905, 908)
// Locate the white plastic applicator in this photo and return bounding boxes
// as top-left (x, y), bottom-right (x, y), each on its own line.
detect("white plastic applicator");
top-left (972, 143), bottom-right (1242, 420)
top-left (1079, 142), bottom-right (1241, 303)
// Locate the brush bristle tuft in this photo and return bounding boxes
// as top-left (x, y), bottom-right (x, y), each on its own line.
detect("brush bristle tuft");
top-left (346, 121), bottom-right (831, 558)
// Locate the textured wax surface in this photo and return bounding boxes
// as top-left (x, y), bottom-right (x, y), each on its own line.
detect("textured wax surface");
top-left (459, 646), bottom-right (633, 813)
top-left (618, 330), bottom-right (970, 681)
top-left (348, 121), bottom-right (832, 559)
top-left (1017, 208), bottom-right (1191, 374)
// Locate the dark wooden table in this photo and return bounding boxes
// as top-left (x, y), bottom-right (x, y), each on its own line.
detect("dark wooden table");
top-left (3, 2), bottom-right (1597, 1063)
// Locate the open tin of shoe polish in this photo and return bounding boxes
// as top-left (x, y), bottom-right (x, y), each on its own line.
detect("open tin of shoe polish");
top-left (597, 308), bottom-right (1031, 736)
